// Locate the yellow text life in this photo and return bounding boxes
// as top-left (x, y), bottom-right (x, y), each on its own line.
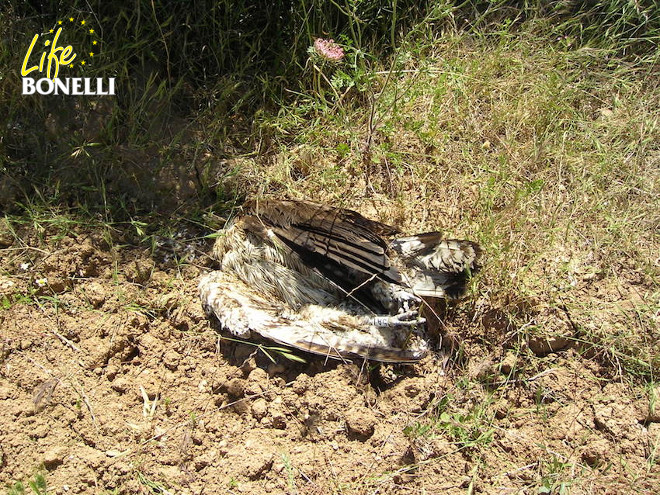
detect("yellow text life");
top-left (21, 28), bottom-right (76, 80)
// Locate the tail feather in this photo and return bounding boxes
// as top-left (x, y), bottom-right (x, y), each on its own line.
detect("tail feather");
top-left (390, 235), bottom-right (481, 298)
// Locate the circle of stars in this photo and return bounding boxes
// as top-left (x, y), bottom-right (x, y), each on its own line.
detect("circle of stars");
top-left (47, 15), bottom-right (101, 69)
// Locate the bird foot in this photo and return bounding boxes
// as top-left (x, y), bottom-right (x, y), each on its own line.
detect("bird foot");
top-left (369, 310), bottom-right (426, 328)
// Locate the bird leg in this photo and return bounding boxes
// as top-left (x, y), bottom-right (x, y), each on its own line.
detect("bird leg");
top-left (368, 310), bottom-right (426, 328)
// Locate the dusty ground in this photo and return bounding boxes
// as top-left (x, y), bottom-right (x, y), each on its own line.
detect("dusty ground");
top-left (0, 219), bottom-right (658, 494)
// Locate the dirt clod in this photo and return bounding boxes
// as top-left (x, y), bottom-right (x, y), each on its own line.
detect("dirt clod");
top-left (43, 446), bottom-right (67, 469)
top-left (251, 398), bottom-right (268, 420)
top-left (528, 334), bottom-right (570, 356)
top-left (345, 406), bottom-right (377, 439)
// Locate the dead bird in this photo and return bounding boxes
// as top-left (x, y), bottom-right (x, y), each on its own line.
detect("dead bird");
top-left (199, 199), bottom-right (480, 363)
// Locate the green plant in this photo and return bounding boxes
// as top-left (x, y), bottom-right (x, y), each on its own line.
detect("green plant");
top-left (6, 472), bottom-right (48, 495)
top-left (538, 455), bottom-right (573, 494)
top-left (136, 471), bottom-right (169, 494)
top-left (404, 395), bottom-right (495, 451)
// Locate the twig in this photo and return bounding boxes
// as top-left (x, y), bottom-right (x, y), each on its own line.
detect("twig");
top-left (49, 328), bottom-right (81, 352)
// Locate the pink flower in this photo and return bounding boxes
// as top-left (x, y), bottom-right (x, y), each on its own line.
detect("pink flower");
top-left (313, 38), bottom-right (345, 62)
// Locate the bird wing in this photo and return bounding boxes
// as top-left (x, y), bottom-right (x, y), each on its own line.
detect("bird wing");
top-left (390, 234), bottom-right (481, 272)
top-left (199, 270), bottom-right (427, 363)
top-left (247, 200), bottom-right (402, 283)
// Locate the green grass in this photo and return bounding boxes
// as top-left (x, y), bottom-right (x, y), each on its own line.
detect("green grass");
top-left (5, 472), bottom-right (48, 495)
top-left (404, 393), bottom-right (495, 451)
top-left (251, 27), bottom-right (659, 375)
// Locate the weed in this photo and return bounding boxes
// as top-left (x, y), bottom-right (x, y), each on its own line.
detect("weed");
top-left (136, 471), bottom-right (170, 495)
top-left (282, 454), bottom-right (298, 494)
top-left (404, 394), bottom-right (495, 451)
top-left (219, 335), bottom-right (308, 364)
top-left (538, 455), bottom-right (573, 495)
top-left (5, 471), bottom-right (48, 495)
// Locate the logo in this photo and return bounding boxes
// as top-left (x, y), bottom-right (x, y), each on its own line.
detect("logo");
top-left (21, 16), bottom-right (115, 96)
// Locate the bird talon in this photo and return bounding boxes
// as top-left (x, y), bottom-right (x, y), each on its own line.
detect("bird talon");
top-left (368, 310), bottom-right (426, 328)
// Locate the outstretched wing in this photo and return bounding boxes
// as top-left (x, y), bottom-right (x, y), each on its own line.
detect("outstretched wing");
top-left (199, 271), bottom-right (427, 363)
top-left (247, 200), bottom-right (402, 283)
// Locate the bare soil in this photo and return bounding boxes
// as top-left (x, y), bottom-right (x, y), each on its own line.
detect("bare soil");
top-left (1, 221), bottom-right (658, 494)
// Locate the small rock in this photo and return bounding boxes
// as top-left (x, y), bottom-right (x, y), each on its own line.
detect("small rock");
top-left (162, 350), bottom-right (179, 371)
top-left (105, 365), bottom-right (119, 380)
top-left (124, 258), bottom-right (155, 284)
top-left (271, 409), bottom-right (287, 429)
top-left (499, 352), bottom-right (517, 375)
top-left (46, 277), bottom-right (68, 293)
top-left (83, 281), bottom-right (106, 308)
top-left (292, 374), bottom-right (311, 395)
top-left (232, 400), bottom-right (251, 415)
top-left (157, 293), bottom-right (179, 311)
top-left (235, 448), bottom-right (273, 478)
top-left (111, 461), bottom-right (130, 475)
top-left (0, 385), bottom-right (12, 400)
top-left (226, 378), bottom-right (246, 397)
top-left (43, 445), bottom-right (68, 469)
top-left (581, 439), bottom-right (610, 467)
top-left (245, 368), bottom-right (268, 395)
top-left (194, 448), bottom-right (217, 471)
top-left (264, 480), bottom-right (277, 492)
top-left (86, 334), bottom-right (134, 370)
top-left (404, 381), bottom-right (421, 397)
top-left (468, 359), bottom-right (496, 382)
top-left (494, 400), bottom-right (509, 419)
top-left (110, 377), bottom-right (129, 394)
top-left (29, 424), bottom-right (49, 439)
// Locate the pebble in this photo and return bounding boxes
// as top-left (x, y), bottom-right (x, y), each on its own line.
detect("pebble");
top-left (527, 334), bottom-right (570, 356)
top-left (499, 351), bottom-right (517, 375)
